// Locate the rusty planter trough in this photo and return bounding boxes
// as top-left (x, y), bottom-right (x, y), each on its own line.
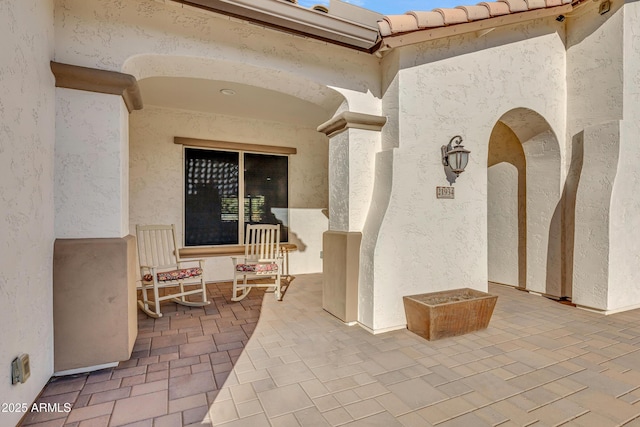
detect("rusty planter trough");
top-left (403, 288), bottom-right (498, 341)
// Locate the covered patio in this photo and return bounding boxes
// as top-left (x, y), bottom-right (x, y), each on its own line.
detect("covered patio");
top-left (23, 274), bottom-right (640, 426)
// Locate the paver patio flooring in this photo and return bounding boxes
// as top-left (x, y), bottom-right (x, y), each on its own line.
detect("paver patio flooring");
top-left (21, 274), bottom-right (640, 426)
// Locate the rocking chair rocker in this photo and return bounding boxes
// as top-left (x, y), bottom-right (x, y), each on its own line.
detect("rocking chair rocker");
top-left (136, 224), bottom-right (210, 317)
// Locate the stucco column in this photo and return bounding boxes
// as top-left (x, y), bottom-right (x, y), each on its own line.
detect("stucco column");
top-left (573, 120), bottom-right (640, 313)
top-left (51, 62), bottom-right (142, 373)
top-left (317, 112), bottom-right (386, 322)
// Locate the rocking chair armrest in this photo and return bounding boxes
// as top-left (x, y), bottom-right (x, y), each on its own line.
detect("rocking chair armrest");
top-left (232, 257), bottom-right (281, 264)
top-left (140, 264), bottom-right (179, 271)
top-left (231, 256), bottom-right (248, 266)
top-left (176, 259), bottom-right (206, 269)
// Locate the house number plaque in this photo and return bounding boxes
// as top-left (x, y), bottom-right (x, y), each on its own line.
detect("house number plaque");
top-left (436, 186), bottom-right (454, 199)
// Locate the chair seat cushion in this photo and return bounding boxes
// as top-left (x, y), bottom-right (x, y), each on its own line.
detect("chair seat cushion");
top-left (143, 267), bottom-right (203, 282)
top-left (236, 263), bottom-right (278, 274)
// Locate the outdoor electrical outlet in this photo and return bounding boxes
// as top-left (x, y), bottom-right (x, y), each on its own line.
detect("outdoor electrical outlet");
top-left (11, 354), bottom-right (30, 385)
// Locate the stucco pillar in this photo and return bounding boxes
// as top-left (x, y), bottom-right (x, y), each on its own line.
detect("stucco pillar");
top-left (573, 120), bottom-right (640, 313)
top-left (317, 112), bottom-right (386, 322)
top-left (51, 62), bottom-right (142, 373)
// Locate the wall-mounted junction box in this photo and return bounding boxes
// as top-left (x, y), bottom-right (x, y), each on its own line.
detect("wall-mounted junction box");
top-left (11, 354), bottom-right (30, 385)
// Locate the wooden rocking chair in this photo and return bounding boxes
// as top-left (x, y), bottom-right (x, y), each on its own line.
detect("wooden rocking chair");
top-left (136, 224), bottom-right (210, 317)
top-left (231, 224), bottom-right (283, 301)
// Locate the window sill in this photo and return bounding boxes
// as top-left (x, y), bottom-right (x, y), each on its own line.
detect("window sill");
top-left (179, 243), bottom-right (297, 258)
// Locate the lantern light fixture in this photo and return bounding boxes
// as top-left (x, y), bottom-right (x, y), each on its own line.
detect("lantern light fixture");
top-left (441, 135), bottom-right (470, 176)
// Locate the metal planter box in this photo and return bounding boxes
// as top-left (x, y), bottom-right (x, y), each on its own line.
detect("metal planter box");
top-left (403, 288), bottom-right (498, 341)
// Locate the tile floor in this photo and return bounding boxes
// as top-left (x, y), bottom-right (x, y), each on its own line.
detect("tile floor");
top-left (21, 282), bottom-right (265, 427)
top-left (21, 274), bottom-right (640, 426)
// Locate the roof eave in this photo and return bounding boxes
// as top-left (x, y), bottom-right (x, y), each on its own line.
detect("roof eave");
top-left (171, 0), bottom-right (381, 52)
top-left (378, 3), bottom-right (573, 50)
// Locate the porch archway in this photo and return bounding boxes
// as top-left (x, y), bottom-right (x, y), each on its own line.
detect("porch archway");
top-left (487, 108), bottom-right (564, 297)
top-left (124, 54), bottom-right (348, 282)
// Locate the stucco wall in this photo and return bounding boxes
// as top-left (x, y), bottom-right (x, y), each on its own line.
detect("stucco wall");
top-left (0, 0), bottom-right (55, 425)
top-left (368, 19), bottom-right (567, 331)
top-left (609, 1), bottom-right (640, 310)
top-left (609, 119), bottom-right (640, 310)
top-left (54, 0), bottom-right (380, 104)
top-left (567, 0), bottom-right (624, 138)
top-left (54, 0), bottom-right (380, 283)
top-left (329, 128), bottom-right (381, 232)
top-left (55, 89), bottom-right (130, 238)
top-left (130, 106), bottom-right (328, 281)
top-left (567, 0), bottom-right (640, 311)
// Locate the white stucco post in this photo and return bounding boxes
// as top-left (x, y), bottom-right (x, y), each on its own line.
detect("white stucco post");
top-left (51, 64), bottom-right (141, 373)
top-left (568, 0), bottom-right (640, 313)
top-left (55, 89), bottom-right (130, 238)
top-left (317, 112), bottom-right (387, 323)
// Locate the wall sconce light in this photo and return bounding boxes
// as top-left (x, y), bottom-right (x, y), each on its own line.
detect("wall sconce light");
top-left (556, 15), bottom-right (565, 22)
top-left (441, 135), bottom-right (470, 177)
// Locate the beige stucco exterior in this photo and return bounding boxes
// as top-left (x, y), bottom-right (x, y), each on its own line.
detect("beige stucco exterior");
top-left (0, 1), bottom-right (55, 423)
top-left (3, 0), bottom-right (640, 421)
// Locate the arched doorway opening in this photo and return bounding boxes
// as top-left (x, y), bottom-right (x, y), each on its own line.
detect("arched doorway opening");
top-left (488, 122), bottom-right (526, 289)
top-left (488, 108), bottom-right (565, 298)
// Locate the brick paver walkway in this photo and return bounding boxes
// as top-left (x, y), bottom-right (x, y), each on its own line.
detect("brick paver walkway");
top-left (21, 282), bottom-right (265, 427)
top-left (19, 274), bottom-right (640, 426)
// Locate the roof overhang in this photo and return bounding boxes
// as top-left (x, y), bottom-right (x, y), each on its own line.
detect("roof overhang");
top-left (169, 0), bottom-right (382, 52)
top-left (378, 3), bottom-right (572, 50)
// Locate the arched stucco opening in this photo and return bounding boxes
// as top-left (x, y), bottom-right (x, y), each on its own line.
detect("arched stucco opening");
top-left (488, 122), bottom-right (527, 289)
top-left (123, 54), bottom-right (347, 282)
top-left (122, 54), bottom-right (347, 114)
top-left (488, 108), bottom-right (564, 298)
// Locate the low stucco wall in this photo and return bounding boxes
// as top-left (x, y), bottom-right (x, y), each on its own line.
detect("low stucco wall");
top-left (53, 236), bottom-right (137, 372)
top-left (322, 231), bottom-right (361, 323)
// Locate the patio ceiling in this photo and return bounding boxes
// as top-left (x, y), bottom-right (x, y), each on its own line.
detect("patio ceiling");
top-left (137, 76), bottom-right (340, 127)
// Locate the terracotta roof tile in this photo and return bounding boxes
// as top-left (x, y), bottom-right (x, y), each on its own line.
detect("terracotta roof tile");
top-left (478, 1), bottom-right (511, 17)
top-left (524, 0), bottom-right (547, 9)
top-left (378, 19), bottom-right (393, 36)
top-left (435, 7), bottom-right (470, 24)
top-left (500, 0), bottom-right (529, 12)
top-left (456, 5), bottom-right (491, 21)
top-left (480, 1), bottom-right (512, 16)
top-left (407, 11), bottom-right (446, 28)
top-left (381, 14), bottom-right (419, 34)
top-left (377, 0), bottom-right (572, 38)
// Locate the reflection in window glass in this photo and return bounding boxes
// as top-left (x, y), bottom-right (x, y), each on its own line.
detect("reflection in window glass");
top-left (184, 149), bottom-right (288, 245)
top-left (244, 153), bottom-right (288, 242)
top-left (185, 149), bottom-right (239, 246)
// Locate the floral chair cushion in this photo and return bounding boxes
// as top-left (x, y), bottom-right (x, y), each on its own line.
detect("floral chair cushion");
top-left (235, 263), bottom-right (278, 274)
top-left (143, 267), bottom-right (203, 282)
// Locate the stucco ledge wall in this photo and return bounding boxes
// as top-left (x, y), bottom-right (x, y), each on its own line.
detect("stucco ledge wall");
top-left (53, 236), bottom-right (137, 372)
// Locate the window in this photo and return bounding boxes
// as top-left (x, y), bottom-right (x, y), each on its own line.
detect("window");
top-left (184, 148), bottom-right (288, 246)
